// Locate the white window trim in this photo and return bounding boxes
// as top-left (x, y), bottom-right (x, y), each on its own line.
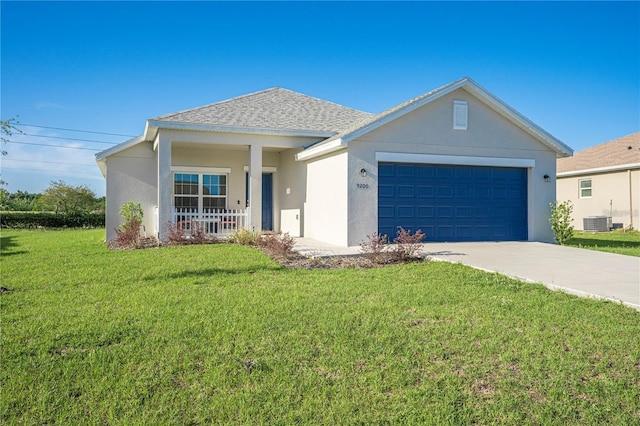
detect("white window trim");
top-left (579, 178), bottom-right (592, 199)
top-left (172, 170), bottom-right (230, 210)
top-left (171, 166), bottom-right (231, 174)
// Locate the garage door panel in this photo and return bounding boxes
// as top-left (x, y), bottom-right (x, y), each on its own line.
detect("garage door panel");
top-left (437, 187), bottom-right (454, 198)
top-left (417, 186), bottom-right (434, 198)
top-left (397, 185), bottom-right (415, 198)
top-left (378, 163), bottom-right (527, 242)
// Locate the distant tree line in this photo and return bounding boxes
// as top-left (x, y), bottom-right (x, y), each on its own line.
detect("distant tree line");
top-left (1, 180), bottom-right (105, 228)
top-left (1, 180), bottom-right (105, 213)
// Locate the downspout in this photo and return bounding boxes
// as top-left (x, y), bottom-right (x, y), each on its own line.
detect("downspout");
top-left (629, 169), bottom-right (634, 229)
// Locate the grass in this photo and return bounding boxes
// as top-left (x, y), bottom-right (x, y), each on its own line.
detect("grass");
top-left (567, 230), bottom-right (640, 257)
top-left (1, 229), bottom-right (639, 425)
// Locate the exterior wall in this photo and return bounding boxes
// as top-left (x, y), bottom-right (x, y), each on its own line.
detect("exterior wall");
top-left (557, 169), bottom-right (639, 230)
top-left (277, 148), bottom-right (307, 236)
top-left (104, 141), bottom-right (157, 241)
top-left (345, 88), bottom-right (558, 246)
top-left (304, 151), bottom-right (348, 246)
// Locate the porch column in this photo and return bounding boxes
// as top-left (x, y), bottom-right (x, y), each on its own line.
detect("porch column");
top-left (157, 134), bottom-right (172, 241)
top-left (248, 144), bottom-right (262, 231)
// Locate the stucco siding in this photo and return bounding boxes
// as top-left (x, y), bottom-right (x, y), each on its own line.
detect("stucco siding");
top-left (346, 88), bottom-right (558, 245)
top-left (304, 151), bottom-right (348, 246)
top-left (277, 148), bottom-right (307, 236)
top-left (557, 169), bottom-right (639, 230)
top-left (105, 142), bottom-right (157, 241)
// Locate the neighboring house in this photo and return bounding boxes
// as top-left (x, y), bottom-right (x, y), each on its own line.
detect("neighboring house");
top-left (557, 132), bottom-right (640, 230)
top-left (96, 77), bottom-right (572, 246)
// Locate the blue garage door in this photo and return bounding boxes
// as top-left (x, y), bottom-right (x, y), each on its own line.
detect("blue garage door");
top-left (378, 163), bottom-right (527, 242)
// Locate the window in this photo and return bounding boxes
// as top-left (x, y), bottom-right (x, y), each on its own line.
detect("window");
top-left (579, 179), bottom-right (592, 198)
top-left (173, 172), bottom-right (228, 211)
top-left (453, 100), bottom-right (468, 130)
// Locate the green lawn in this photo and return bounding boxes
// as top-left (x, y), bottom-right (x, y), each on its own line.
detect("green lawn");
top-left (2, 229), bottom-right (639, 425)
top-left (567, 230), bottom-right (640, 257)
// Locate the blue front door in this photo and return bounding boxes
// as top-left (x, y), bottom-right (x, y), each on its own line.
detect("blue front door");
top-left (261, 173), bottom-right (273, 231)
top-left (246, 172), bottom-right (273, 231)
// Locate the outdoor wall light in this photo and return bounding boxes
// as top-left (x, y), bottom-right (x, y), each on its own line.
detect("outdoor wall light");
top-left (360, 168), bottom-right (367, 177)
top-left (543, 174), bottom-right (550, 183)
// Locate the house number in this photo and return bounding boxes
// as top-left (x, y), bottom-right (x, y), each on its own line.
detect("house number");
top-left (357, 183), bottom-right (369, 189)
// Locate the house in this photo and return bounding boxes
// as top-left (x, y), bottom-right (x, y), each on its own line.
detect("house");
top-left (96, 77), bottom-right (572, 246)
top-left (557, 132), bottom-right (639, 230)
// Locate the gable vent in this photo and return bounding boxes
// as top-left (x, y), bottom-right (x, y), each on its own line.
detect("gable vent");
top-left (453, 100), bottom-right (468, 130)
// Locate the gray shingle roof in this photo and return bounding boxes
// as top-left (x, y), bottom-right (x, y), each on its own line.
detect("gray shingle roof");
top-left (153, 87), bottom-right (373, 134)
top-left (557, 132), bottom-right (640, 173)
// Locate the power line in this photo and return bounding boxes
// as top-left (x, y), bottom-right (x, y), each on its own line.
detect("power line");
top-left (22, 133), bottom-right (117, 145)
top-left (2, 158), bottom-right (96, 167)
top-left (4, 140), bottom-right (101, 151)
top-left (15, 123), bottom-right (136, 138)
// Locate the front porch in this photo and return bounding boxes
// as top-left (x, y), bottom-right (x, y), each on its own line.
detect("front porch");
top-left (171, 207), bottom-right (250, 238)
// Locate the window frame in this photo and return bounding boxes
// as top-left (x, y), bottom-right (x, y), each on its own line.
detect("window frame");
top-left (579, 178), bottom-right (592, 199)
top-left (172, 167), bottom-right (230, 211)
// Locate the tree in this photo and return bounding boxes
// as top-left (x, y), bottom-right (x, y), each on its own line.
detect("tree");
top-left (1, 116), bottom-right (23, 156)
top-left (549, 200), bottom-right (574, 245)
top-left (39, 180), bottom-right (98, 214)
top-left (1, 116), bottom-right (24, 187)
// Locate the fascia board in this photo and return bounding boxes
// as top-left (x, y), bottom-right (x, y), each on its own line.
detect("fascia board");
top-left (557, 163), bottom-right (640, 178)
top-left (95, 134), bottom-right (146, 160)
top-left (342, 82), bottom-right (464, 145)
top-left (462, 82), bottom-right (574, 157)
top-left (147, 120), bottom-right (335, 138)
top-left (295, 138), bottom-right (345, 161)
top-left (96, 158), bottom-right (107, 177)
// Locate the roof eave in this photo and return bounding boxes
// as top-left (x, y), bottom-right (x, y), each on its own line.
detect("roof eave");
top-left (557, 162), bottom-right (640, 177)
top-left (95, 134), bottom-right (146, 161)
top-left (147, 119), bottom-right (336, 138)
top-left (462, 81), bottom-right (573, 157)
top-left (295, 138), bottom-right (346, 161)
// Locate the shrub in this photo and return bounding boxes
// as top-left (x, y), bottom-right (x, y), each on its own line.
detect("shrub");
top-left (166, 221), bottom-right (186, 245)
top-left (114, 219), bottom-right (142, 248)
top-left (165, 221), bottom-right (217, 245)
top-left (112, 202), bottom-right (143, 249)
top-left (259, 232), bottom-right (296, 260)
top-left (229, 228), bottom-right (260, 246)
top-left (360, 232), bottom-right (390, 264)
top-left (550, 200), bottom-right (574, 245)
top-left (390, 227), bottom-right (426, 261)
top-left (0, 211), bottom-right (105, 228)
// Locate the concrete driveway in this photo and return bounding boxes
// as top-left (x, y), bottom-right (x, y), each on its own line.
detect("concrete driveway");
top-left (293, 238), bottom-right (640, 310)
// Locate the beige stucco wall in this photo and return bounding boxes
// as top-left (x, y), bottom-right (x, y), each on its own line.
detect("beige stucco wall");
top-left (104, 141), bottom-right (157, 241)
top-left (304, 151), bottom-right (348, 246)
top-left (557, 169), bottom-right (639, 230)
top-left (277, 148), bottom-right (307, 236)
top-left (344, 87), bottom-right (559, 245)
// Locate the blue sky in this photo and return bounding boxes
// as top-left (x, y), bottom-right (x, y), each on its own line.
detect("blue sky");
top-left (1, 1), bottom-right (639, 197)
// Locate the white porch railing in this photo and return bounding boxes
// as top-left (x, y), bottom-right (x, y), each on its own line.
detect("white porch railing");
top-left (171, 208), bottom-right (250, 238)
